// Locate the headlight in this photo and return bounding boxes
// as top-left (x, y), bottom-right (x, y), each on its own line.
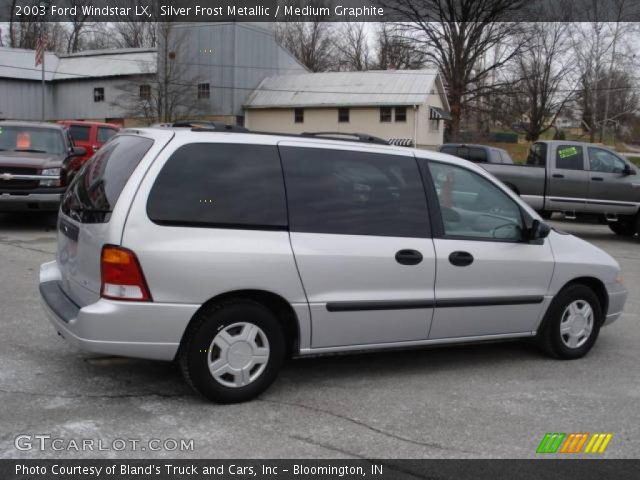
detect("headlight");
top-left (40, 168), bottom-right (61, 187)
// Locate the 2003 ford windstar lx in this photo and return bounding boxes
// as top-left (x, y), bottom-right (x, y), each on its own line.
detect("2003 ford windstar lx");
top-left (39, 127), bottom-right (628, 403)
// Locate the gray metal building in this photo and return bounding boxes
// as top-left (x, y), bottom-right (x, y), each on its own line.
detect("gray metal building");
top-left (0, 23), bottom-right (306, 125)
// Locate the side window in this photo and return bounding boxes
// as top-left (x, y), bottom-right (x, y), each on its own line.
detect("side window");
top-left (69, 125), bottom-right (90, 142)
top-left (588, 147), bottom-right (627, 174)
top-left (427, 162), bottom-right (523, 241)
top-left (467, 147), bottom-right (487, 163)
top-left (280, 147), bottom-right (429, 238)
top-left (555, 145), bottom-right (584, 170)
top-left (147, 144), bottom-right (287, 229)
top-left (440, 145), bottom-right (457, 156)
top-left (526, 143), bottom-right (546, 166)
top-left (97, 127), bottom-right (117, 143)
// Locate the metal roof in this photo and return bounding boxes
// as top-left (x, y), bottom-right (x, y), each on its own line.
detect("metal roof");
top-left (244, 70), bottom-right (445, 108)
top-left (0, 47), bottom-right (156, 82)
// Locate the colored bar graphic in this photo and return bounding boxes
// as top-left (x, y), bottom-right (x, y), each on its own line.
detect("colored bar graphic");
top-left (538, 433), bottom-right (613, 454)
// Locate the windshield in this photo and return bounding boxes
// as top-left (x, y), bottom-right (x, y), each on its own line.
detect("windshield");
top-left (0, 125), bottom-right (65, 155)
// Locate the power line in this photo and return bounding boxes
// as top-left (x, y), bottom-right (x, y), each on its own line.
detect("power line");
top-left (1, 62), bottom-right (640, 97)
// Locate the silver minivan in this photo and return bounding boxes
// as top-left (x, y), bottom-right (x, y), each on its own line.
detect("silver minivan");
top-left (40, 128), bottom-right (628, 403)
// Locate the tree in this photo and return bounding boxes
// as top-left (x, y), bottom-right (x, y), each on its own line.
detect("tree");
top-left (335, 23), bottom-right (371, 71)
top-left (373, 24), bottom-right (426, 70)
top-left (382, 0), bottom-right (526, 139)
top-left (111, 23), bottom-right (203, 124)
top-left (65, 0), bottom-right (91, 53)
top-left (275, 19), bottom-right (337, 72)
top-left (507, 23), bottom-right (573, 141)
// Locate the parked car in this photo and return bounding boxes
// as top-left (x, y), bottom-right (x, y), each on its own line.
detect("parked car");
top-left (58, 120), bottom-right (119, 173)
top-left (440, 143), bottom-right (514, 164)
top-left (481, 140), bottom-right (640, 234)
top-left (40, 128), bottom-right (627, 403)
top-left (0, 121), bottom-right (85, 212)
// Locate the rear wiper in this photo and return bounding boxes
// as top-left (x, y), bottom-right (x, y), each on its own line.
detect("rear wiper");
top-left (13, 148), bottom-right (48, 153)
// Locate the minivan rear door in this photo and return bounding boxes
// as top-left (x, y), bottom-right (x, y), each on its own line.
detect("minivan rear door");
top-left (57, 129), bottom-right (174, 306)
top-left (279, 142), bottom-right (436, 349)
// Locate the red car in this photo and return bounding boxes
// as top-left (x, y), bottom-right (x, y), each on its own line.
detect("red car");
top-left (57, 120), bottom-right (120, 172)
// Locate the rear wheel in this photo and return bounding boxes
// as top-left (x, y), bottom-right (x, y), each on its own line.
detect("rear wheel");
top-left (537, 284), bottom-right (602, 359)
top-left (179, 300), bottom-right (285, 403)
top-left (608, 217), bottom-right (636, 236)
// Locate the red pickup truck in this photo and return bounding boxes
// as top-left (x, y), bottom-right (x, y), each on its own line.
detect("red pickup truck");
top-left (57, 120), bottom-right (119, 172)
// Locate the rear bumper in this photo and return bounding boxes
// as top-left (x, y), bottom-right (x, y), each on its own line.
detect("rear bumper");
top-left (39, 261), bottom-right (198, 361)
top-left (0, 191), bottom-right (63, 211)
top-left (604, 282), bottom-right (628, 326)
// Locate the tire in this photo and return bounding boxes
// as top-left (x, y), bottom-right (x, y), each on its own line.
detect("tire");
top-left (608, 218), bottom-right (636, 236)
top-left (179, 300), bottom-right (285, 403)
top-left (536, 284), bottom-right (602, 359)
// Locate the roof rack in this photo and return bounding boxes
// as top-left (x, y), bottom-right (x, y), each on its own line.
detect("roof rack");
top-left (300, 131), bottom-right (389, 145)
top-left (181, 122), bottom-right (394, 146)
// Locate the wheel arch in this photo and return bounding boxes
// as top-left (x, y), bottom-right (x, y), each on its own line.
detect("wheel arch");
top-left (559, 277), bottom-right (609, 321)
top-left (178, 289), bottom-right (301, 359)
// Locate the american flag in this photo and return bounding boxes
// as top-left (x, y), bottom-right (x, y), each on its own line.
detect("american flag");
top-left (35, 30), bottom-right (48, 67)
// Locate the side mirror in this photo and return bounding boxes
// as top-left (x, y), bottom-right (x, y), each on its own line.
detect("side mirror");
top-left (70, 146), bottom-right (86, 157)
top-left (623, 164), bottom-right (636, 176)
top-left (528, 219), bottom-right (551, 241)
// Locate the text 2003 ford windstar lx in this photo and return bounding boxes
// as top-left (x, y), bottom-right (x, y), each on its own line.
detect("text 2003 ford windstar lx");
top-left (40, 128), bottom-right (628, 403)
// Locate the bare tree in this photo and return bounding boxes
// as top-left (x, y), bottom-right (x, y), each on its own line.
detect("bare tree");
top-left (383, 0), bottom-right (526, 139)
top-left (112, 24), bottom-right (203, 124)
top-left (275, 20), bottom-right (337, 72)
top-left (507, 23), bottom-right (573, 141)
top-left (373, 24), bottom-right (426, 70)
top-left (64, 0), bottom-right (91, 53)
top-left (335, 23), bottom-right (371, 71)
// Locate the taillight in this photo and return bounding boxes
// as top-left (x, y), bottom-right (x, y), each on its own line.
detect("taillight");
top-left (100, 245), bottom-right (152, 301)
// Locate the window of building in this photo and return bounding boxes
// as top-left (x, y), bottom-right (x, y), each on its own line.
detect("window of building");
top-left (147, 144), bottom-right (287, 229)
top-left (395, 107), bottom-right (407, 122)
top-left (197, 83), bottom-right (210, 99)
top-left (380, 107), bottom-right (392, 123)
top-left (338, 108), bottom-right (350, 123)
top-left (430, 119), bottom-right (440, 131)
top-left (294, 108), bottom-right (304, 123)
top-left (93, 87), bottom-right (104, 103)
top-left (427, 161), bottom-right (523, 241)
top-left (139, 84), bottom-right (151, 100)
top-left (555, 145), bottom-right (584, 170)
top-left (280, 147), bottom-right (429, 238)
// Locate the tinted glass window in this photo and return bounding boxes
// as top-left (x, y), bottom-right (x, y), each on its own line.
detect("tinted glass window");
top-left (147, 143), bottom-right (287, 229)
top-left (555, 145), bottom-right (584, 170)
top-left (97, 127), bottom-right (117, 143)
top-left (69, 125), bottom-right (90, 141)
top-left (526, 143), bottom-right (546, 166)
top-left (428, 162), bottom-right (523, 241)
top-left (62, 135), bottom-right (153, 223)
top-left (467, 147), bottom-right (487, 163)
top-left (281, 147), bottom-right (429, 238)
top-left (588, 147), bottom-right (627, 173)
top-left (440, 145), bottom-right (457, 155)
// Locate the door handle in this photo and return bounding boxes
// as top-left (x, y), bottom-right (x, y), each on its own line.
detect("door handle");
top-left (449, 251), bottom-right (474, 267)
top-left (395, 249), bottom-right (423, 266)
top-left (591, 177), bottom-right (604, 181)
top-left (552, 174), bottom-right (564, 179)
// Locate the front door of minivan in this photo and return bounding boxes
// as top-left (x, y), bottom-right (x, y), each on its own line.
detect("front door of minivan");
top-left (421, 159), bottom-right (554, 339)
top-left (279, 143), bottom-right (436, 349)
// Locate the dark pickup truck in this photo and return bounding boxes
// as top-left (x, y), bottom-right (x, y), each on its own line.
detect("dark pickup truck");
top-left (0, 121), bottom-right (85, 212)
top-left (483, 140), bottom-right (640, 236)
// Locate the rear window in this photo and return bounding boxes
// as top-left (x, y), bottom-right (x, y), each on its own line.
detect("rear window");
top-left (61, 135), bottom-right (153, 223)
top-left (147, 143), bottom-right (287, 229)
top-left (440, 146), bottom-right (457, 155)
top-left (555, 145), bottom-right (584, 170)
top-left (69, 125), bottom-right (91, 142)
top-left (526, 143), bottom-right (547, 166)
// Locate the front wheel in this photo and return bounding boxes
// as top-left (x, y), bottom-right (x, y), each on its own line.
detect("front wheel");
top-left (537, 284), bottom-right (602, 359)
top-left (179, 300), bottom-right (285, 403)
